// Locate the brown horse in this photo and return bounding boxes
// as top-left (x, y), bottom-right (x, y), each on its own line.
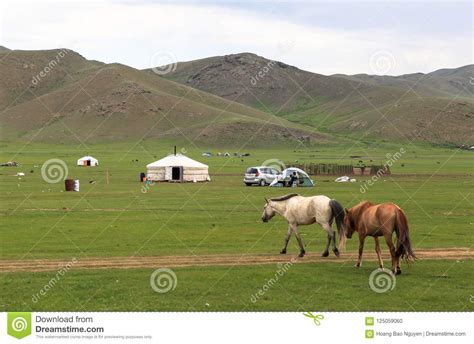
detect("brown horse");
top-left (341, 201), bottom-right (415, 274)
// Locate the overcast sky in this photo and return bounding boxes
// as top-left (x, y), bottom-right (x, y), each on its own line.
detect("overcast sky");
top-left (1, 0), bottom-right (472, 75)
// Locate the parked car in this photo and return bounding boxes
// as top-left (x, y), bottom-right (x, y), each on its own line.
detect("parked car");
top-left (244, 166), bottom-right (280, 186)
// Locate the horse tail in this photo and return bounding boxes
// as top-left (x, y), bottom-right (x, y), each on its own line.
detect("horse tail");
top-left (329, 199), bottom-right (346, 249)
top-left (394, 208), bottom-right (416, 262)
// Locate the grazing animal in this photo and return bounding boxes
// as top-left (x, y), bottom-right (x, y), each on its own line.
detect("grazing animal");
top-left (342, 201), bottom-right (416, 274)
top-left (261, 194), bottom-right (345, 257)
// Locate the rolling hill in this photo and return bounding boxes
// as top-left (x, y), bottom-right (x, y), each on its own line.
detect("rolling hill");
top-left (333, 64), bottom-right (474, 98)
top-left (149, 52), bottom-right (384, 114)
top-left (1, 47), bottom-right (472, 146)
top-left (0, 48), bottom-right (328, 146)
top-left (154, 53), bottom-right (473, 145)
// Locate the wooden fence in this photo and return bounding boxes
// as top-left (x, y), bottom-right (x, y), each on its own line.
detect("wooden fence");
top-left (288, 163), bottom-right (391, 176)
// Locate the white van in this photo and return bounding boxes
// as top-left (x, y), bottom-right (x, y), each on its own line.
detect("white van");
top-left (244, 166), bottom-right (280, 186)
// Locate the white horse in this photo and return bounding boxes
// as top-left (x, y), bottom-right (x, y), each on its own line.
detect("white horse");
top-left (261, 194), bottom-right (345, 257)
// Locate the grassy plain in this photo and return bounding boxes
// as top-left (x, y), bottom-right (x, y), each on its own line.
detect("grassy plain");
top-left (0, 141), bottom-right (472, 311)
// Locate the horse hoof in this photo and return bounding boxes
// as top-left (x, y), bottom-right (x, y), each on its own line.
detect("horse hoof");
top-left (321, 251), bottom-right (329, 257)
top-left (396, 268), bottom-right (402, 275)
top-left (355, 263), bottom-right (361, 268)
top-left (280, 250), bottom-right (287, 255)
top-left (298, 251), bottom-right (305, 258)
top-left (333, 249), bottom-right (340, 257)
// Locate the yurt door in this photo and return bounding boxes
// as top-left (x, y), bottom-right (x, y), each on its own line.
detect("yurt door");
top-left (171, 166), bottom-right (183, 181)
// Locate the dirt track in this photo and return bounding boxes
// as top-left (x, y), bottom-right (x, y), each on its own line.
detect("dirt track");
top-left (0, 248), bottom-right (472, 273)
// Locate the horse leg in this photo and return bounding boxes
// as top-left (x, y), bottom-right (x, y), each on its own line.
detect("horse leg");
top-left (356, 235), bottom-right (365, 268)
top-left (294, 226), bottom-right (306, 257)
top-left (322, 234), bottom-right (330, 257)
top-left (280, 225), bottom-right (293, 254)
top-left (330, 229), bottom-right (339, 257)
top-left (395, 249), bottom-right (402, 275)
top-left (374, 237), bottom-right (384, 270)
top-left (396, 257), bottom-right (402, 275)
top-left (322, 223), bottom-right (339, 257)
top-left (383, 232), bottom-right (398, 274)
top-left (328, 218), bottom-right (339, 257)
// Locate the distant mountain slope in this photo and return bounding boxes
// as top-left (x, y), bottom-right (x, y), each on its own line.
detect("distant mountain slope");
top-left (1, 48), bottom-right (472, 146)
top-left (0, 48), bottom-right (103, 111)
top-left (149, 53), bottom-right (389, 114)
top-left (333, 65), bottom-right (474, 98)
top-left (152, 53), bottom-right (473, 145)
top-left (0, 49), bottom-right (327, 146)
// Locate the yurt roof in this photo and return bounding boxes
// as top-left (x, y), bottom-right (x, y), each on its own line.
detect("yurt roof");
top-left (147, 154), bottom-right (208, 168)
top-left (78, 155), bottom-right (98, 161)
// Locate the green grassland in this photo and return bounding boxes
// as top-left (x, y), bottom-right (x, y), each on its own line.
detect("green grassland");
top-left (2, 261), bottom-right (473, 312)
top-left (0, 140), bottom-right (473, 311)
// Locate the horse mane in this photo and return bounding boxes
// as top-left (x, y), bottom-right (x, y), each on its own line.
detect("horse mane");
top-left (270, 194), bottom-right (299, 202)
top-left (351, 200), bottom-right (373, 218)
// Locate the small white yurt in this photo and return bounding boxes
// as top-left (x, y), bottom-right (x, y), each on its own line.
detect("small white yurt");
top-left (77, 156), bottom-right (99, 167)
top-left (146, 153), bottom-right (209, 182)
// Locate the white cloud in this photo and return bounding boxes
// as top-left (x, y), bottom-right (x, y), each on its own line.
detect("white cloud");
top-left (1, 0), bottom-right (472, 75)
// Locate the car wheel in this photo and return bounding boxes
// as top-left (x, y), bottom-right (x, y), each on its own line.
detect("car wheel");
top-left (259, 179), bottom-right (266, 186)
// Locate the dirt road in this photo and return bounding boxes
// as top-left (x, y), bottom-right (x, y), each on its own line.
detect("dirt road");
top-left (0, 248), bottom-right (472, 273)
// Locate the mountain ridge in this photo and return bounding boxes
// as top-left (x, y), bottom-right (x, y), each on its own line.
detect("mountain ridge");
top-left (151, 52), bottom-right (473, 145)
top-left (1, 48), bottom-right (472, 146)
top-left (0, 48), bottom-right (328, 146)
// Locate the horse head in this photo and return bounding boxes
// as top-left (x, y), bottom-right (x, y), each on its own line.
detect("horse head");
top-left (261, 198), bottom-right (276, 222)
top-left (335, 208), bottom-right (353, 250)
top-left (343, 201), bottom-right (372, 239)
top-left (343, 208), bottom-right (356, 239)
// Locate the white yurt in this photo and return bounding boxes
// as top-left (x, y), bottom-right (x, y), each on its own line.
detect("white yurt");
top-left (77, 156), bottom-right (99, 167)
top-left (146, 153), bottom-right (210, 182)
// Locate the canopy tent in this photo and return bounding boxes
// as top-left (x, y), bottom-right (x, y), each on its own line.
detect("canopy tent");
top-left (270, 167), bottom-right (314, 187)
top-left (77, 156), bottom-right (99, 166)
top-left (146, 153), bottom-right (210, 182)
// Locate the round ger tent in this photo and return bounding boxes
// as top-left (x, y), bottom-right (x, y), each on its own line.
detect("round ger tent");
top-left (77, 156), bottom-right (99, 166)
top-left (146, 153), bottom-right (210, 182)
